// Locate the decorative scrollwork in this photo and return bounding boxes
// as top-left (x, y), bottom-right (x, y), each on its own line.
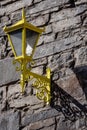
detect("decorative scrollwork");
top-left (13, 59), bottom-right (22, 71)
top-left (13, 58), bottom-right (51, 104)
top-left (51, 82), bottom-right (86, 121)
top-left (33, 78), bottom-right (51, 103)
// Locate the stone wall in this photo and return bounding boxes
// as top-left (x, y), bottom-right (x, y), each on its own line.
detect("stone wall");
top-left (0, 0), bottom-right (87, 130)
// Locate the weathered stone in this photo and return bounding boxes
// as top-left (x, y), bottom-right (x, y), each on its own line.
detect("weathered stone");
top-left (57, 118), bottom-right (70, 130)
top-left (30, 14), bottom-right (49, 26)
top-left (28, 121), bottom-right (43, 130)
top-left (22, 108), bottom-right (60, 127)
top-left (43, 33), bottom-right (55, 44)
top-left (11, 11), bottom-right (22, 23)
top-left (0, 86), bottom-right (6, 112)
top-left (9, 96), bottom-right (42, 108)
top-left (31, 66), bottom-right (44, 75)
top-left (52, 16), bottom-right (81, 32)
top-left (22, 107), bottom-right (34, 118)
top-left (74, 47), bottom-right (87, 66)
top-left (1, 0), bottom-right (17, 6)
top-left (32, 57), bottom-right (47, 67)
top-left (41, 125), bottom-right (55, 130)
top-left (5, 0), bottom-right (33, 14)
top-left (76, 120), bottom-right (80, 130)
top-left (0, 8), bottom-right (5, 17)
top-left (29, 0), bottom-right (69, 14)
top-left (0, 58), bottom-right (20, 86)
top-left (37, 35), bottom-right (44, 46)
top-left (38, 33), bottom-right (55, 45)
top-left (42, 7), bottom-right (59, 15)
top-left (43, 118), bottom-right (55, 127)
top-left (48, 51), bottom-right (74, 71)
top-left (0, 28), bottom-right (5, 36)
top-left (26, 117), bottom-right (55, 129)
top-left (76, 0), bottom-right (87, 5)
top-left (0, 111), bottom-right (20, 130)
top-left (31, 103), bottom-right (44, 110)
top-left (50, 4), bottom-right (87, 23)
top-left (34, 0), bottom-right (42, 3)
top-left (1, 16), bottom-right (9, 24)
top-left (0, 86), bottom-right (6, 100)
top-left (44, 24), bottom-right (52, 34)
top-left (34, 37), bottom-right (82, 59)
top-left (79, 118), bottom-right (86, 127)
top-left (57, 74), bottom-right (85, 102)
top-left (56, 28), bottom-right (81, 41)
top-left (7, 83), bottom-right (20, 98)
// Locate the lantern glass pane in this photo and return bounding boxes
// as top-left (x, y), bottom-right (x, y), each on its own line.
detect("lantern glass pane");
top-left (9, 29), bottom-right (22, 56)
top-left (26, 29), bottom-right (38, 56)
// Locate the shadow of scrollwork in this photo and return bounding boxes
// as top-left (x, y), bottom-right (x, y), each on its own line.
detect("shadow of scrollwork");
top-left (73, 66), bottom-right (87, 101)
top-left (50, 81), bottom-right (87, 121)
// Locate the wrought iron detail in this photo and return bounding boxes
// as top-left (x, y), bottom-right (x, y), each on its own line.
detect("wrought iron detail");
top-left (51, 82), bottom-right (87, 121)
top-left (13, 59), bottom-right (51, 104)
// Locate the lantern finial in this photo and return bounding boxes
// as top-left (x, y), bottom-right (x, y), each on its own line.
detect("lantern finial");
top-left (22, 8), bottom-right (26, 20)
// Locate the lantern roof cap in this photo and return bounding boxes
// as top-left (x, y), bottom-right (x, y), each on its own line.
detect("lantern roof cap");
top-left (3, 9), bottom-right (45, 33)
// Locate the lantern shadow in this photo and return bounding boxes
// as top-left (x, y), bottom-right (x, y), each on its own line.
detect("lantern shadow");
top-left (50, 81), bottom-right (87, 121)
top-left (73, 65), bottom-right (87, 101)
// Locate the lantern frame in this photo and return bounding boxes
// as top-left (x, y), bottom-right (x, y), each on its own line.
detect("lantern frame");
top-left (3, 9), bottom-right (51, 105)
top-left (4, 9), bottom-right (44, 61)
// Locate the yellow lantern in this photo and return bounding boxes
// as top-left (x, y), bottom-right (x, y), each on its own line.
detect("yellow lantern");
top-left (3, 9), bottom-right (51, 104)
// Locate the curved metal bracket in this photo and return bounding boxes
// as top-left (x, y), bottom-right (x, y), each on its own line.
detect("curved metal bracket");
top-left (13, 59), bottom-right (51, 104)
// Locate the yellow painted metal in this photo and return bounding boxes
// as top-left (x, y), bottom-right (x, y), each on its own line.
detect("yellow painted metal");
top-left (7, 34), bottom-right (17, 57)
top-left (3, 9), bottom-right (51, 104)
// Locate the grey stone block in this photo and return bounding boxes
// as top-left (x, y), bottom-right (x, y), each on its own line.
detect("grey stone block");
top-left (5, 0), bottom-right (32, 14)
top-left (22, 108), bottom-right (59, 127)
top-left (74, 47), bottom-right (87, 66)
top-left (52, 16), bottom-right (81, 32)
top-left (29, 0), bottom-right (69, 14)
top-left (1, 0), bottom-right (17, 6)
top-left (9, 96), bottom-right (42, 108)
top-left (50, 4), bottom-right (87, 23)
top-left (30, 14), bottom-right (49, 26)
top-left (0, 8), bottom-right (5, 17)
top-left (0, 58), bottom-right (20, 86)
top-left (0, 111), bottom-right (20, 130)
top-left (34, 36), bottom-right (82, 59)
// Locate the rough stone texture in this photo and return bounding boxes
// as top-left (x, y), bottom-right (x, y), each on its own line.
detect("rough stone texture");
top-left (57, 74), bottom-right (85, 103)
top-left (52, 16), bottom-right (81, 32)
top-left (74, 47), bottom-right (87, 66)
top-left (0, 0), bottom-right (87, 130)
top-left (30, 14), bottom-right (49, 26)
top-left (34, 37), bottom-right (82, 59)
top-left (28, 0), bottom-right (69, 15)
top-left (0, 111), bottom-right (20, 130)
top-left (22, 108), bottom-right (59, 127)
top-left (23, 117), bottom-right (55, 130)
top-left (9, 96), bottom-right (42, 108)
top-left (0, 58), bottom-right (20, 86)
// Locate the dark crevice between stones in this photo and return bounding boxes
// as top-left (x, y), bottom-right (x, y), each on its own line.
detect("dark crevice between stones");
top-left (55, 32), bottom-right (58, 40)
top-left (2, 100), bottom-right (10, 112)
top-left (19, 111), bottom-right (22, 130)
top-left (38, 13), bottom-right (51, 27)
top-left (0, 80), bottom-right (19, 88)
top-left (54, 117), bottom-right (57, 130)
top-left (1, 0), bottom-right (18, 7)
top-left (69, 0), bottom-right (75, 7)
top-left (2, 85), bottom-right (10, 112)
top-left (81, 13), bottom-right (87, 26)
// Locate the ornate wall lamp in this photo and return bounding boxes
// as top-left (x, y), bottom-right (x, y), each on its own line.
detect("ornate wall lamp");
top-left (3, 9), bottom-right (51, 104)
